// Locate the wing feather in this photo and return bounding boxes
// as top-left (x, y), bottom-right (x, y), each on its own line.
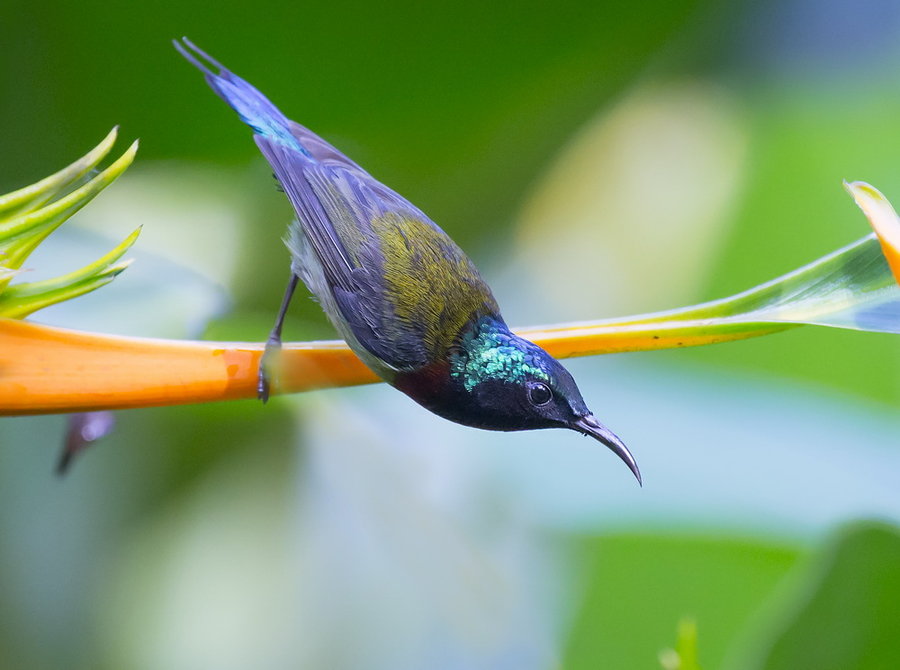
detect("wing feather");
top-left (176, 38), bottom-right (500, 371)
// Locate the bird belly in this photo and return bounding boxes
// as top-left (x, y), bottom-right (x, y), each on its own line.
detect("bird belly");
top-left (285, 220), bottom-right (399, 382)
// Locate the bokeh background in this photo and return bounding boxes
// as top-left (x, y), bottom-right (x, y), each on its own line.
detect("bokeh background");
top-left (3, 1), bottom-right (900, 668)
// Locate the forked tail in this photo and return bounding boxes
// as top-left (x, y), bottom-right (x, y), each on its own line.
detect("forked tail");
top-left (173, 37), bottom-right (305, 153)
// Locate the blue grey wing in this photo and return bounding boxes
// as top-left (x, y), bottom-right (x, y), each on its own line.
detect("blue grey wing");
top-left (255, 135), bottom-right (432, 371)
top-left (285, 120), bottom-right (428, 217)
top-left (174, 39), bottom-right (439, 371)
top-left (255, 136), bottom-right (358, 293)
top-left (286, 121), bottom-right (367, 172)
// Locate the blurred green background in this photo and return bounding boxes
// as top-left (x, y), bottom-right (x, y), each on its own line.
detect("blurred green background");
top-left (3, 1), bottom-right (900, 668)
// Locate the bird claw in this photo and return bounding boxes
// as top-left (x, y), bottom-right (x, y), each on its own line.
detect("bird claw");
top-left (257, 368), bottom-right (271, 403)
top-left (258, 338), bottom-right (280, 403)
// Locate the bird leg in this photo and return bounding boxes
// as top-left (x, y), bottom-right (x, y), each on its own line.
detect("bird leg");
top-left (258, 273), bottom-right (300, 402)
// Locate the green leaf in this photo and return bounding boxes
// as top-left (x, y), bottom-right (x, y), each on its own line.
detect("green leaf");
top-left (660, 619), bottom-right (702, 670)
top-left (624, 233), bottom-right (900, 333)
top-left (520, 231), bottom-right (900, 360)
top-left (564, 534), bottom-right (802, 669)
top-left (743, 521), bottom-right (900, 670)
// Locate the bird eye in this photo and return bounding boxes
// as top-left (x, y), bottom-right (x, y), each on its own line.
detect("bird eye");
top-left (528, 382), bottom-right (552, 406)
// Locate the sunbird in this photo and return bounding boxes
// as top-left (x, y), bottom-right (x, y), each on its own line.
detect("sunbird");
top-left (175, 38), bottom-right (641, 483)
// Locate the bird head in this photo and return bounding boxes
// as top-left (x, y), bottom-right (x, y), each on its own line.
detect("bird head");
top-left (433, 318), bottom-right (642, 484)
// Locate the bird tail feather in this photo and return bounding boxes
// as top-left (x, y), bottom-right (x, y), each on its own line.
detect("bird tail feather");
top-left (174, 37), bottom-right (305, 153)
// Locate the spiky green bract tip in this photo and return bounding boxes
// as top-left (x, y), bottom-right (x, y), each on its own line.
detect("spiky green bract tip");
top-left (0, 126), bottom-right (119, 217)
top-left (0, 130), bottom-right (140, 318)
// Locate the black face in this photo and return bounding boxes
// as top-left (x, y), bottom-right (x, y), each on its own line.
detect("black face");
top-left (455, 353), bottom-right (641, 484)
top-left (396, 332), bottom-right (642, 484)
top-left (459, 355), bottom-right (590, 432)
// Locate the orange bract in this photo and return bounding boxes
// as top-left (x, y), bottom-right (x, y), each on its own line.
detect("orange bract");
top-left (875, 227), bottom-right (900, 283)
top-left (845, 181), bottom-right (900, 285)
top-left (0, 319), bottom-right (375, 415)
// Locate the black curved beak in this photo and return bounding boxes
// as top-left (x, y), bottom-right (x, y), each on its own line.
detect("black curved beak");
top-left (572, 414), bottom-right (642, 486)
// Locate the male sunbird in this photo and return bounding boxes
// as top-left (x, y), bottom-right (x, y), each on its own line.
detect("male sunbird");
top-left (175, 38), bottom-right (641, 483)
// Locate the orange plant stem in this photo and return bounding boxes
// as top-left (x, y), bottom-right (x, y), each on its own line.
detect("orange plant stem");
top-left (0, 319), bottom-right (376, 415)
top-left (0, 317), bottom-right (785, 416)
